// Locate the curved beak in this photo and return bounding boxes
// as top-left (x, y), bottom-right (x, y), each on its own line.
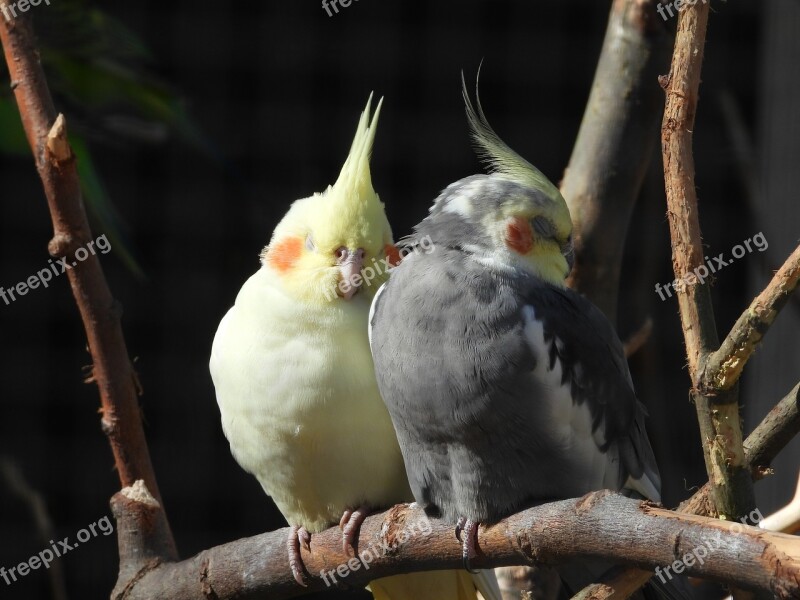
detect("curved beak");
top-left (336, 248), bottom-right (365, 300)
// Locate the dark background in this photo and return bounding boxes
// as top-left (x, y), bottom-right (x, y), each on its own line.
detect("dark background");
top-left (0, 1), bottom-right (797, 598)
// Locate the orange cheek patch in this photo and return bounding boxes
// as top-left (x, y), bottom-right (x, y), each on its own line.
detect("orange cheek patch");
top-left (385, 244), bottom-right (402, 266)
top-left (506, 217), bottom-right (533, 254)
top-left (267, 237), bottom-right (303, 273)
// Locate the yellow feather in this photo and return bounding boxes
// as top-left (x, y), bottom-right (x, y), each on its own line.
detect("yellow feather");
top-left (261, 94), bottom-right (393, 304)
top-left (211, 96), bottom-right (499, 600)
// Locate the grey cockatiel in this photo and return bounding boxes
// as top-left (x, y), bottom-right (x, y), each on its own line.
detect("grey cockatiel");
top-left (368, 82), bottom-right (669, 597)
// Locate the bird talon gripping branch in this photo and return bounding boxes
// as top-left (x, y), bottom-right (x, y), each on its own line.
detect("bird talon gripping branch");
top-left (460, 519), bottom-right (480, 574)
top-left (287, 525), bottom-right (309, 587)
top-left (339, 506), bottom-right (369, 556)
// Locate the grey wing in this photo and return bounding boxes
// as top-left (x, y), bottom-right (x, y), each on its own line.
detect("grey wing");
top-left (524, 283), bottom-right (661, 502)
top-left (369, 253), bottom-right (661, 526)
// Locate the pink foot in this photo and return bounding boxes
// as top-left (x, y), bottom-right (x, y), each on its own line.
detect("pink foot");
top-left (339, 505), bottom-right (369, 556)
top-left (454, 517), bottom-right (479, 573)
top-left (287, 525), bottom-right (311, 586)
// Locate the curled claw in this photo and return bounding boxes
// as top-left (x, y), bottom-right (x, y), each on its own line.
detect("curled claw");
top-left (287, 525), bottom-right (310, 586)
top-left (457, 517), bottom-right (479, 574)
top-left (339, 505), bottom-right (369, 556)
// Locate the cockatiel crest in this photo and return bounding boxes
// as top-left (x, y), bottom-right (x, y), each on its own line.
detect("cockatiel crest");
top-left (422, 77), bottom-right (574, 284)
top-left (260, 94), bottom-right (397, 304)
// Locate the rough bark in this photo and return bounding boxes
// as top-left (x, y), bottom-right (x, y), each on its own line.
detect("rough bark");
top-left (111, 487), bottom-right (800, 600)
top-left (561, 0), bottom-right (671, 323)
top-left (660, 0), bottom-right (755, 523)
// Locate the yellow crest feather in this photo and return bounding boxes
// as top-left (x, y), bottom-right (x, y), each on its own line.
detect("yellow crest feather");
top-left (461, 71), bottom-right (564, 207)
top-left (331, 93), bottom-right (384, 207)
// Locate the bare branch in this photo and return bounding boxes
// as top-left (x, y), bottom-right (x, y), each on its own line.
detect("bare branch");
top-left (0, 14), bottom-right (177, 558)
top-left (745, 381), bottom-right (800, 473)
top-left (561, 0), bottom-right (671, 322)
top-left (112, 487), bottom-right (800, 600)
top-left (703, 244), bottom-right (800, 392)
top-left (660, 2), bottom-right (718, 371)
top-left (660, 0), bottom-right (755, 523)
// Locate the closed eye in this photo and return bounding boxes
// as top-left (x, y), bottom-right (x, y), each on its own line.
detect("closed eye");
top-left (305, 235), bottom-right (316, 252)
top-left (531, 216), bottom-right (555, 239)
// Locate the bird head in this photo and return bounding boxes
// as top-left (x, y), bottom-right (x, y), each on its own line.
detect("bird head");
top-left (418, 78), bottom-right (574, 285)
top-left (260, 95), bottom-right (399, 305)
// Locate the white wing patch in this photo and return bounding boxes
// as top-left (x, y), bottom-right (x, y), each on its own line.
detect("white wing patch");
top-left (624, 473), bottom-right (661, 503)
top-left (521, 306), bottom-right (610, 484)
top-left (367, 282), bottom-right (387, 349)
top-left (441, 187), bottom-right (474, 217)
top-left (433, 178), bottom-right (485, 216)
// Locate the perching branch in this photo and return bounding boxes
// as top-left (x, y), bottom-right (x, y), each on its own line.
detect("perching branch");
top-left (660, 0), bottom-right (756, 523)
top-left (0, 11), bottom-right (177, 560)
top-left (111, 486), bottom-right (800, 600)
top-left (561, 0), bottom-right (671, 322)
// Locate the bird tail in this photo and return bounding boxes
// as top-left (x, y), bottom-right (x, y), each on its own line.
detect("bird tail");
top-left (369, 569), bottom-right (502, 600)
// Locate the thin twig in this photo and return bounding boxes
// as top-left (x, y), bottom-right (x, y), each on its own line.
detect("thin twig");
top-left (0, 12), bottom-right (177, 560)
top-left (702, 244), bottom-right (800, 392)
top-left (623, 317), bottom-right (654, 358)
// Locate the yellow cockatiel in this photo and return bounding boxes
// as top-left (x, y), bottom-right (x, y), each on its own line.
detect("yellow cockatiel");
top-left (210, 96), bottom-right (499, 600)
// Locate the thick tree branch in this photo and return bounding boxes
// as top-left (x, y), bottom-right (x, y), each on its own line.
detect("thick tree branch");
top-left (660, 4), bottom-right (719, 372)
top-left (660, 1), bottom-right (755, 524)
top-left (702, 244), bottom-right (800, 393)
top-left (561, 0), bottom-right (671, 322)
top-left (111, 488), bottom-right (800, 600)
top-left (0, 13), bottom-right (176, 559)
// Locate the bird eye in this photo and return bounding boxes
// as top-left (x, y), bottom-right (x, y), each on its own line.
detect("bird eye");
top-left (531, 216), bottom-right (554, 238)
top-left (305, 235), bottom-right (315, 251)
